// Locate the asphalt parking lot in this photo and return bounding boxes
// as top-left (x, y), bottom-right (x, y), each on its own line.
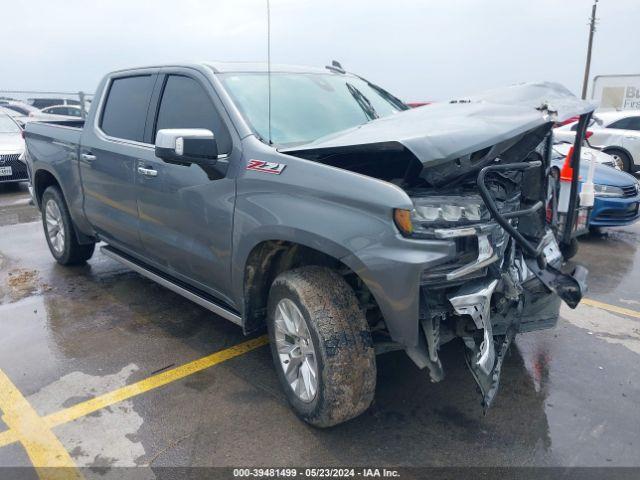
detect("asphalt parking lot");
top-left (0, 182), bottom-right (639, 477)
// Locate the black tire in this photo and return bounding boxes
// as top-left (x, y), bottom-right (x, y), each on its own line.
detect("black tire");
top-left (560, 237), bottom-right (579, 259)
top-left (604, 148), bottom-right (632, 173)
top-left (41, 186), bottom-right (95, 265)
top-left (267, 266), bottom-right (376, 427)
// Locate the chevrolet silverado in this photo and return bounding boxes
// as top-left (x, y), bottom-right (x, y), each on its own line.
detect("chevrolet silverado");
top-left (24, 62), bottom-right (594, 427)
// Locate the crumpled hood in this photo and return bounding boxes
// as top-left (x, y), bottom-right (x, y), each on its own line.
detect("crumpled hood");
top-left (283, 82), bottom-right (596, 167)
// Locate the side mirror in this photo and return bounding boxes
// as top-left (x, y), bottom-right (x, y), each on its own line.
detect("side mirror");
top-left (155, 129), bottom-right (218, 165)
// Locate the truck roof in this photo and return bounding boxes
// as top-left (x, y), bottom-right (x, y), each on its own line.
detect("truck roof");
top-left (109, 62), bottom-right (346, 76)
top-left (204, 62), bottom-right (336, 75)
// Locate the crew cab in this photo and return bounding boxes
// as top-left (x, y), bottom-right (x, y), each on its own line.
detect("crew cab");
top-left (24, 62), bottom-right (594, 427)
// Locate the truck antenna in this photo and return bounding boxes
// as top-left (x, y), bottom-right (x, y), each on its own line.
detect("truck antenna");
top-left (267, 0), bottom-right (273, 144)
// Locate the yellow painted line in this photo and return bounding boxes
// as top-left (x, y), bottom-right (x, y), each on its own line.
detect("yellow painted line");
top-left (43, 335), bottom-right (269, 429)
top-left (0, 428), bottom-right (18, 448)
top-left (0, 336), bottom-right (269, 452)
top-left (0, 369), bottom-right (82, 480)
top-left (582, 298), bottom-right (640, 319)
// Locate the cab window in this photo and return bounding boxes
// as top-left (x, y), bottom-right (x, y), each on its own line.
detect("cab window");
top-left (100, 75), bottom-right (155, 142)
top-left (154, 75), bottom-right (231, 154)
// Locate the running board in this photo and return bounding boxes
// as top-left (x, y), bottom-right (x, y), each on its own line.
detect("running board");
top-left (100, 246), bottom-right (242, 326)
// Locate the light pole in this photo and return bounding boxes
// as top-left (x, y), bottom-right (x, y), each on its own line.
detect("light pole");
top-left (581, 0), bottom-right (599, 100)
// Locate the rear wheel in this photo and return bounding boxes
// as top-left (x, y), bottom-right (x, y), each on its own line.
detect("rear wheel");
top-left (267, 266), bottom-right (376, 427)
top-left (41, 186), bottom-right (95, 265)
top-left (605, 149), bottom-right (632, 172)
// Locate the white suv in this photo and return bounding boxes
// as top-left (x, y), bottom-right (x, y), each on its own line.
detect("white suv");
top-left (554, 110), bottom-right (640, 172)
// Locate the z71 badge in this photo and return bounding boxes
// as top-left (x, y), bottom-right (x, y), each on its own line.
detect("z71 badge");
top-left (246, 159), bottom-right (286, 175)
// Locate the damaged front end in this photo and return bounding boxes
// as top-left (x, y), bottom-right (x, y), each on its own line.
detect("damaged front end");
top-left (284, 82), bottom-right (596, 410)
top-left (404, 123), bottom-right (591, 410)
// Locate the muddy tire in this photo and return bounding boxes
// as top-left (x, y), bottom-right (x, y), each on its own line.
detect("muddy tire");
top-left (267, 266), bottom-right (376, 427)
top-left (41, 186), bottom-right (95, 265)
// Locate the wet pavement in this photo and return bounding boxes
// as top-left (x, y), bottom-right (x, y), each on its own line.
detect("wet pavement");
top-left (0, 182), bottom-right (639, 473)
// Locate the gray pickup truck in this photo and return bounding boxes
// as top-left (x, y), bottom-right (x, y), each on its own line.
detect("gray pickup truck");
top-left (25, 62), bottom-right (594, 427)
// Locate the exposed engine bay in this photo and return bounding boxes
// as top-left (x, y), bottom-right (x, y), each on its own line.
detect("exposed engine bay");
top-left (284, 82), bottom-right (595, 409)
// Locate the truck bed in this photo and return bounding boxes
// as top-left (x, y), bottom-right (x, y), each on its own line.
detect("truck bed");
top-left (26, 119), bottom-right (84, 144)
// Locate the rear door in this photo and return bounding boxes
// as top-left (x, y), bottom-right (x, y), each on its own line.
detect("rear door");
top-left (79, 71), bottom-right (159, 254)
top-left (135, 69), bottom-right (237, 302)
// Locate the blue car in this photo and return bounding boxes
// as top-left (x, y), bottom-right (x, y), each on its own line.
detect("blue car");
top-left (551, 148), bottom-right (640, 230)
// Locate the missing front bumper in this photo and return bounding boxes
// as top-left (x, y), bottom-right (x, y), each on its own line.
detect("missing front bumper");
top-left (446, 259), bottom-right (587, 410)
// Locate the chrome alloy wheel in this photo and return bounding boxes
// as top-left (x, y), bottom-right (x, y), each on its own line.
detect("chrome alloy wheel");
top-left (274, 298), bottom-right (319, 403)
top-left (611, 153), bottom-right (625, 171)
top-left (45, 199), bottom-right (65, 255)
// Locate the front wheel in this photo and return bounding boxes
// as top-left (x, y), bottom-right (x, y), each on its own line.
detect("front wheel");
top-left (41, 186), bottom-right (95, 265)
top-left (267, 266), bottom-right (376, 427)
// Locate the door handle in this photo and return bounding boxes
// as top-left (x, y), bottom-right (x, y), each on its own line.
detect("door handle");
top-left (81, 153), bottom-right (96, 162)
top-left (137, 166), bottom-right (158, 177)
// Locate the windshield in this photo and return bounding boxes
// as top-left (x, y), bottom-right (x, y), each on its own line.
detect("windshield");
top-left (220, 73), bottom-right (404, 146)
top-left (0, 115), bottom-right (20, 133)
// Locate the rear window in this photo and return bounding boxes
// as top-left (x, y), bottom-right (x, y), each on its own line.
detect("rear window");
top-left (30, 99), bottom-right (59, 109)
top-left (100, 75), bottom-right (154, 142)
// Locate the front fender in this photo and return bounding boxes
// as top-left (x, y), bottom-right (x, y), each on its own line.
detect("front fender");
top-left (230, 190), bottom-right (390, 306)
top-left (231, 190), bottom-right (454, 347)
top-left (232, 140), bottom-right (457, 347)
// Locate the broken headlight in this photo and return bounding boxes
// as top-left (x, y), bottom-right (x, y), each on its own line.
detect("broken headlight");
top-left (394, 195), bottom-right (490, 237)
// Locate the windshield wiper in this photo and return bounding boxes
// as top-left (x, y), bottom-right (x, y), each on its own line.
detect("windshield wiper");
top-left (366, 82), bottom-right (409, 111)
top-left (346, 82), bottom-right (379, 121)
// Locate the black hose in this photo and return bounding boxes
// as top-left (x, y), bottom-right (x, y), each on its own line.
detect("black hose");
top-left (477, 161), bottom-right (543, 260)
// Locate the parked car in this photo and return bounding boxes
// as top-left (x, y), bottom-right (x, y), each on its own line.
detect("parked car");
top-left (41, 105), bottom-right (84, 117)
top-left (554, 110), bottom-right (640, 172)
top-left (0, 100), bottom-right (43, 118)
top-left (553, 141), bottom-right (620, 169)
top-left (550, 146), bottom-right (640, 230)
top-left (24, 63), bottom-right (593, 427)
top-left (0, 101), bottom-right (77, 126)
top-left (28, 97), bottom-right (81, 110)
top-left (0, 113), bottom-right (28, 185)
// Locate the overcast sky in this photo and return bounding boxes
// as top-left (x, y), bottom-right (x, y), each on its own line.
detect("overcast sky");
top-left (2, 0), bottom-right (639, 101)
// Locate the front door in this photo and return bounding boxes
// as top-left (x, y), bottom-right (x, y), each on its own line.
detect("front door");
top-left (136, 71), bottom-right (236, 304)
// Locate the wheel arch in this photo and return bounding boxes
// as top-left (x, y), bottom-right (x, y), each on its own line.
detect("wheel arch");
top-left (601, 146), bottom-right (634, 170)
top-left (240, 238), bottom-right (380, 335)
top-left (33, 167), bottom-right (62, 209)
top-left (33, 167), bottom-right (95, 245)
